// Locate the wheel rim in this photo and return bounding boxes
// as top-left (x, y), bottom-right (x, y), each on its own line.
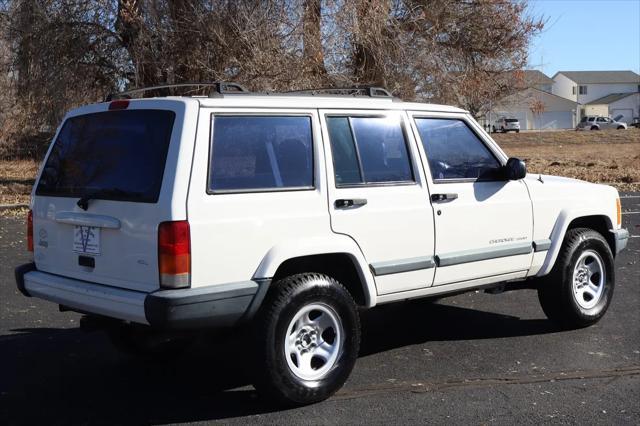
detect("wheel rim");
top-left (572, 250), bottom-right (605, 310)
top-left (284, 303), bottom-right (344, 381)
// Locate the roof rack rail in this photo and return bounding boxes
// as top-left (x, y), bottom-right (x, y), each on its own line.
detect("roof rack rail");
top-left (286, 86), bottom-right (393, 98)
top-left (104, 82), bottom-right (248, 101)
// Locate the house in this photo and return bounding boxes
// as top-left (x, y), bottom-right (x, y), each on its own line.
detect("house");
top-left (584, 92), bottom-right (640, 124)
top-left (484, 70), bottom-right (578, 130)
top-left (552, 71), bottom-right (640, 117)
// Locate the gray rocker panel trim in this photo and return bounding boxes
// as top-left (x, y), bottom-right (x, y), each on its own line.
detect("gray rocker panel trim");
top-left (436, 242), bottom-right (533, 267)
top-left (370, 256), bottom-right (436, 276)
top-left (533, 239), bottom-right (552, 252)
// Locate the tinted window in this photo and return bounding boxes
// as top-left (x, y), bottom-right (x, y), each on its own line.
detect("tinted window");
top-left (415, 118), bottom-right (502, 181)
top-left (326, 117), bottom-right (362, 184)
top-left (36, 110), bottom-right (175, 202)
top-left (209, 116), bottom-right (313, 191)
top-left (326, 116), bottom-right (413, 185)
top-left (505, 118), bottom-right (519, 123)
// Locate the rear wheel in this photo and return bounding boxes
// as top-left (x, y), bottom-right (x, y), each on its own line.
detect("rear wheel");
top-left (252, 273), bottom-right (360, 406)
top-left (537, 228), bottom-right (614, 329)
top-left (591, 125), bottom-right (599, 130)
top-left (617, 126), bottom-right (625, 130)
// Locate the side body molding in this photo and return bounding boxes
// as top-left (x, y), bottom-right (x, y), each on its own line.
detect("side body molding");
top-left (253, 234), bottom-right (378, 307)
top-left (536, 208), bottom-right (614, 277)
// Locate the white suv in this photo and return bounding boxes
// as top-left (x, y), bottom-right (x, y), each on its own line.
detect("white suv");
top-left (493, 116), bottom-right (521, 133)
top-left (15, 83), bottom-right (629, 405)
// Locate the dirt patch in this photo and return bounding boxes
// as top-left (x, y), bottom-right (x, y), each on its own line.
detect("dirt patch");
top-left (0, 160), bottom-right (38, 217)
top-left (493, 128), bottom-right (640, 192)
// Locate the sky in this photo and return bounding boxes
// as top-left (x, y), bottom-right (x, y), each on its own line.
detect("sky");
top-left (527, 0), bottom-right (640, 77)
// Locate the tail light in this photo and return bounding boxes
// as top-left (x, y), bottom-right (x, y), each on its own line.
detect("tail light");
top-left (108, 99), bottom-right (129, 110)
top-left (158, 221), bottom-right (190, 288)
top-left (616, 198), bottom-right (621, 227)
top-left (27, 210), bottom-right (34, 252)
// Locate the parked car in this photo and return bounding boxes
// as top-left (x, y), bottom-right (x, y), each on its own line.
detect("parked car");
top-left (576, 115), bottom-right (627, 130)
top-left (629, 117), bottom-right (640, 129)
top-left (492, 116), bottom-right (520, 133)
top-left (15, 83), bottom-right (629, 406)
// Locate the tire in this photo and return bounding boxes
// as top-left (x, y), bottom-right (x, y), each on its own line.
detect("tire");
top-left (591, 125), bottom-right (599, 130)
top-left (492, 126), bottom-right (496, 133)
top-left (252, 273), bottom-right (360, 406)
top-left (501, 126), bottom-right (505, 133)
top-left (107, 323), bottom-right (192, 361)
top-left (617, 126), bottom-right (625, 130)
top-left (537, 228), bottom-right (615, 329)
top-left (516, 129), bottom-right (520, 133)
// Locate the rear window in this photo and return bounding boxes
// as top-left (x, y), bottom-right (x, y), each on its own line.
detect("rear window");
top-left (505, 118), bottom-right (519, 123)
top-left (36, 110), bottom-right (175, 203)
top-left (209, 116), bottom-right (314, 192)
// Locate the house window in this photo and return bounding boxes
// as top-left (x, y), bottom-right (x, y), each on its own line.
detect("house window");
top-left (572, 86), bottom-right (576, 95)
top-left (579, 85), bottom-right (587, 95)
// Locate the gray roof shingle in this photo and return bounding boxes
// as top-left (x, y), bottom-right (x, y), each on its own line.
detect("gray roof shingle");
top-left (554, 70), bottom-right (640, 84)
top-left (586, 92), bottom-right (639, 105)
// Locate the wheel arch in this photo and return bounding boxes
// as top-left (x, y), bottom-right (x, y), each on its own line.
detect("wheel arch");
top-left (252, 236), bottom-right (377, 308)
top-left (537, 211), bottom-right (615, 277)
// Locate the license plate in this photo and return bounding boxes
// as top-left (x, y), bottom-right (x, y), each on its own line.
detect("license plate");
top-left (73, 226), bottom-right (101, 255)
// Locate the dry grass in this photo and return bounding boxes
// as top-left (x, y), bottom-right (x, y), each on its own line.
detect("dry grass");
top-left (1, 128), bottom-right (638, 217)
top-left (0, 160), bottom-right (38, 217)
top-left (493, 128), bottom-right (640, 192)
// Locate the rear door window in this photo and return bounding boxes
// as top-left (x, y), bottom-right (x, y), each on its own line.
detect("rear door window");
top-left (209, 116), bottom-right (313, 192)
top-left (36, 110), bottom-right (175, 202)
top-left (326, 116), bottom-right (413, 185)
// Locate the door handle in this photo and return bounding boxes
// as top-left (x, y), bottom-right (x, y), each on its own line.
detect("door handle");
top-left (431, 193), bottom-right (458, 202)
top-left (335, 198), bottom-right (368, 209)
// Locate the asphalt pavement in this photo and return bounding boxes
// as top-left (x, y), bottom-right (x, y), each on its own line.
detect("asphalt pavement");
top-left (1, 195), bottom-right (639, 425)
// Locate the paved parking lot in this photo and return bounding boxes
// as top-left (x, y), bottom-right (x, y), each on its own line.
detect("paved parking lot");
top-left (1, 195), bottom-right (638, 425)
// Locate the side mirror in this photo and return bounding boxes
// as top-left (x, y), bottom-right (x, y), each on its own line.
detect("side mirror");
top-left (505, 157), bottom-right (527, 180)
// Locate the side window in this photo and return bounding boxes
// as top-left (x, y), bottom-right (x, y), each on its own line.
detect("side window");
top-left (326, 116), bottom-right (413, 185)
top-left (414, 118), bottom-right (502, 181)
top-left (209, 116), bottom-right (313, 192)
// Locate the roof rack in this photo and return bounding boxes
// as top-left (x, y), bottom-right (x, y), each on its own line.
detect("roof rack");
top-left (285, 86), bottom-right (393, 98)
top-left (104, 82), bottom-right (249, 101)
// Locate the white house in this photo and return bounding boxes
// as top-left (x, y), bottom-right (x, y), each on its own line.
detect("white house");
top-left (584, 92), bottom-right (640, 124)
top-left (485, 70), bottom-right (578, 130)
top-left (552, 70), bottom-right (640, 116)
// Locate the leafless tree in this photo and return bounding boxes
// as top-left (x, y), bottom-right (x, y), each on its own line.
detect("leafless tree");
top-left (0, 0), bottom-right (544, 158)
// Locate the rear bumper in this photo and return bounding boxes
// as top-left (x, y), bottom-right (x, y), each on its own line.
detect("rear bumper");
top-left (611, 228), bottom-right (629, 255)
top-left (15, 263), bottom-right (270, 330)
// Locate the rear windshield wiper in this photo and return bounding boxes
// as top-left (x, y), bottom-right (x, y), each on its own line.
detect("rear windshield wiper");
top-left (77, 188), bottom-right (145, 210)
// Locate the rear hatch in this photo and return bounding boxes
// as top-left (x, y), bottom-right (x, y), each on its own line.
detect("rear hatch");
top-left (31, 100), bottom-right (195, 292)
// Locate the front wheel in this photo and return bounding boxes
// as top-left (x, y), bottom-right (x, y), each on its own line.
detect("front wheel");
top-left (537, 228), bottom-right (614, 329)
top-left (617, 126), bottom-right (625, 130)
top-left (252, 273), bottom-right (361, 405)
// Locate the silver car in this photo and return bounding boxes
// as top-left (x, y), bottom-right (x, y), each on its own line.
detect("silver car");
top-left (576, 115), bottom-right (627, 131)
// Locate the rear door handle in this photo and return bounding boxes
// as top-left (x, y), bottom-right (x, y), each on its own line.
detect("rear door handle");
top-left (335, 198), bottom-right (368, 209)
top-left (431, 193), bottom-right (458, 202)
